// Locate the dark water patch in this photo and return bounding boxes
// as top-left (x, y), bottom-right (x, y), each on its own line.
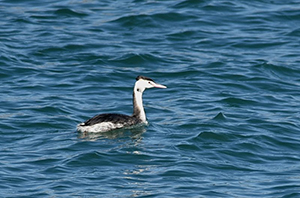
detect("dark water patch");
top-left (175, 142), bottom-right (199, 152)
top-left (253, 62), bottom-right (300, 80)
top-left (110, 14), bottom-right (158, 29)
top-left (271, 9), bottom-right (300, 22)
top-left (258, 133), bottom-right (300, 153)
top-left (30, 13), bottom-right (55, 20)
top-left (202, 1), bottom-right (245, 13)
top-left (286, 27), bottom-right (300, 37)
top-left (35, 46), bottom-right (66, 57)
top-left (110, 52), bottom-right (160, 65)
top-left (159, 168), bottom-right (196, 178)
top-left (154, 12), bottom-right (196, 22)
top-left (65, 151), bottom-right (117, 167)
top-left (12, 17), bottom-right (33, 24)
top-left (54, 8), bottom-right (88, 18)
top-left (167, 29), bottom-right (198, 38)
top-left (63, 44), bottom-right (87, 51)
top-left (110, 11), bottom-right (196, 30)
top-left (173, 0), bottom-right (207, 9)
top-left (166, 29), bottom-right (204, 44)
top-left (165, 69), bottom-right (205, 79)
top-left (193, 131), bottom-right (233, 143)
top-left (231, 40), bottom-right (289, 49)
top-left (220, 97), bottom-right (259, 107)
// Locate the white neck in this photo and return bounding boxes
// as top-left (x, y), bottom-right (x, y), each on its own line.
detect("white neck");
top-left (133, 88), bottom-right (146, 122)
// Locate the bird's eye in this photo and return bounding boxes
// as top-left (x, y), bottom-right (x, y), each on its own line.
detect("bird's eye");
top-left (137, 88), bottom-right (140, 92)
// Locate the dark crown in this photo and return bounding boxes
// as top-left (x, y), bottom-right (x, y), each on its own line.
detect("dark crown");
top-left (136, 75), bottom-right (154, 82)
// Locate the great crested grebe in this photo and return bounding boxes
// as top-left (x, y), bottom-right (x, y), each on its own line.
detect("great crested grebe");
top-left (77, 75), bottom-right (167, 133)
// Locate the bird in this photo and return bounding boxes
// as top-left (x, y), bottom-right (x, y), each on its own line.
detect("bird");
top-left (77, 75), bottom-right (167, 133)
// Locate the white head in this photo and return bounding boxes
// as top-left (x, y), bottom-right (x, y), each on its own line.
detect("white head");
top-left (134, 75), bottom-right (167, 93)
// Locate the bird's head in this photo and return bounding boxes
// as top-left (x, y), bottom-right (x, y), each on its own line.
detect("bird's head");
top-left (134, 75), bottom-right (167, 93)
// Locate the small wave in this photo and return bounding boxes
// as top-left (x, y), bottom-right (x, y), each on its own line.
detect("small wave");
top-left (110, 12), bottom-right (195, 28)
top-left (220, 97), bottom-right (258, 107)
top-left (109, 14), bottom-right (157, 28)
top-left (110, 52), bottom-right (161, 65)
top-left (54, 8), bottom-right (88, 18)
top-left (213, 112), bottom-right (227, 121)
top-left (286, 27), bottom-right (300, 37)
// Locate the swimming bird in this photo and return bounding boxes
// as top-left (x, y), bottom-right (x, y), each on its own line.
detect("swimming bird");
top-left (77, 75), bottom-right (167, 133)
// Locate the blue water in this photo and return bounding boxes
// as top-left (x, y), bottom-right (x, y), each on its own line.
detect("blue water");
top-left (1, 0), bottom-right (300, 197)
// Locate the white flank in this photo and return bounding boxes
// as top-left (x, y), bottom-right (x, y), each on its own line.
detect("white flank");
top-left (77, 122), bottom-right (124, 133)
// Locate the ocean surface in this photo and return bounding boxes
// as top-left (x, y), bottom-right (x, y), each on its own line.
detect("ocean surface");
top-left (1, 0), bottom-right (300, 197)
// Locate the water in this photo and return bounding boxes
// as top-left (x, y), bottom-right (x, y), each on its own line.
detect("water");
top-left (1, 0), bottom-right (300, 197)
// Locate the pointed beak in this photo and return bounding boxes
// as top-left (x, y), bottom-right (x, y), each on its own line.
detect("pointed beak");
top-left (150, 82), bottom-right (167, 89)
